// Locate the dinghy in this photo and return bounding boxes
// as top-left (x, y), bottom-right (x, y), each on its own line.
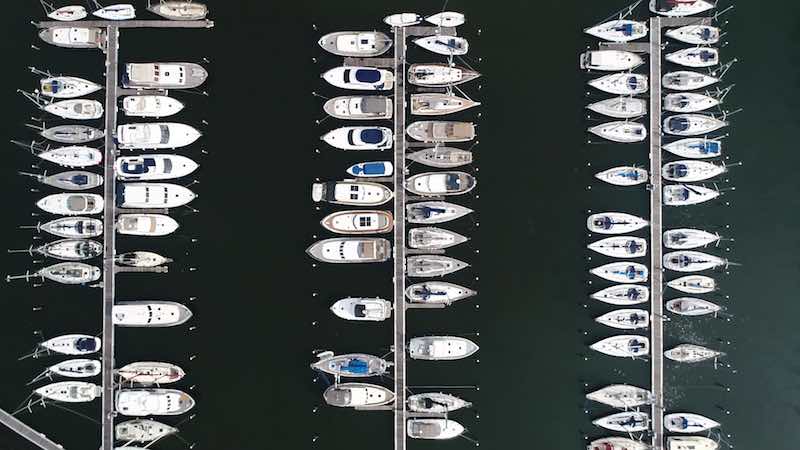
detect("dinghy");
top-left (425, 11), bottom-right (465, 27)
top-left (413, 36), bottom-right (469, 56)
top-left (36, 381), bottom-right (101, 402)
top-left (664, 92), bottom-right (720, 113)
top-left (595, 309), bottom-right (650, 330)
top-left (320, 210), bottom-right (393, 235)
top-left (408, 64), bottom-right (480, 87)
top-left (22, 238), bottom-right (103, 261)
top-left (586, 385), bottom-right (653, 408)
top-left (48, 5), bottom-right (88, 21)
top-left (312, 181), bottom-right (393, 206)
top-left (407, 121), bottom-right (476, 142)
top-left (117, 362), bottom-right (185, 384)
top-left (588, 236), bottom-right (647, 258)
top-left (330, 298), bottom-right (392, 321)
top-left (408, 147), bottom-right (472, 168)
top-left (411, 93), bottom-right (480, 116)
top-left (407, 419), bottom-right (465, 440)
top-left (147, 2), bottom-right (208, 20)
top-left (588, 438), bottom-right (649, 450)
top-left (664, 114), bottom-right (727, 136)
top-left (580, 51), bottom-right (643, 71)
top-left (406, 171), bottom-right (476, 196)
top-left (593, 411), bottom-right (650, 432)
top-left (123, 63), bottom-right (208, 89)
top-left (116, 251), bottom-right (172, 267)
top-left (116, 123), bottom-right (201, 149)
top-left (40, 125), bottom-right (104, 144)
top-left (591, 285), bottom-right (649, 305)
top-left (587, 212), bottom-right (648, 234)
top-left (310, 352), bottom-right (391, 378)
top-left (650, 0), bottom-right (715, 17)
top-left (667, 275), bottom-right (716, 294)
top-left (662, 160), bottom-right (725, 182)
top-left (116, 389), bottom-right (195, 416)
top-left (591, 335), bottom-right (650, 358)
top-left (664, 228), bottom-right (720, 249)
top-left (594, 166), bottom-right (648, 186)
top-left (588, 121), bottom-right (647, 143)
top-left (41, 335), bottom-right (101, 355)
top-left (35, 146), bottom-right (102, 168)
top-left (588, 73), bottom-right (648, 95)
top-left (45, 359), bottom-right (101, 379)
top-left (322, 66), bottom-right (394, 91)
top-left (44, 99), bottom-right (104, 120)
top-left (93, 4), bottom-right (136, 20)
top-left (117, 183), bottom-right (196, 209)
top-left (407, 255), bottom-right (469, 277)
top-left (323, 383), bottom-right (395, 407)
top-left (587, 97), bottom-right (647, 119)
top-left (663, 71), bottom-right (718, 91)
top-left (113, 301), bottom-right (193, 327)
top-left (666, 297), bottom-right (721, 316)
top-left (40, 76), bottom-right (102, 99)
top-left (407, 201), bottom-right (472, 224)
top-left (21, 171), bottom-right (103, 190)
top-left (667, 436), bottom-right (720, 450)
top-left (409, 227), bottom-right (468, 250)
top-left (116, 214), bottom-right (179, 236)
top-left (406, 282), bottom-right (476, 305)
top-left (306, 238), bottom-right (391, 263)
top-left (663, 138), bottom-right (722, 159)
top-left (409, 336), bottom-right (479, 360)
top-left (37, 193), bottom-right (104, 215)
top-left (321, 126), bottom-right (393, 150)
top-left (584, 20), bottom-right (648, 42)
top-left (665, 344), bottom-right (723, 363)
top-left (346, 161), bottom-right (394, 177)
top-left (323, 96), bottom-right (392, 120)
top-left (35, 217), bottom-right (102, 239)
top-left (663, 184), bottom-right (719, 206)
top-left (663, 250), bottom-right (728, 272)
top-left (666, 48), bottom-right (719, 68)
top-left (39, 27), bottom-right (105, 49)
top-left (590, 262), bottom-right (648, 283)
top-left (123, 95), bottom-right (185, 118)
top-left (664, 413), bottom-right (720, 433)
top-left (408, 393), bottom-right (471, 413)
top-left (666, 25), bottom-right (720, 44)
top-left (384, 13), bottom-right (422, 27)
top-left (318, 32), bottom-right (392, 57)
top-left (115, 155), bottom-right (199, 181)
top-left (116, 420), bottom-right (178, 443)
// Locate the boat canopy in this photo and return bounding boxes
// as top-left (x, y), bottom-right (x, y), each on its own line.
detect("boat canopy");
top-left (361, 129), bottom-right (384, 144)
top-left (76, 338), bottom-right (96, 351)
top-left (342, 359), bottom-right (368, 374)
top-left (122, 158), bottom-right (157, 174)
top-left (354, 69), bottom-right (381, 83)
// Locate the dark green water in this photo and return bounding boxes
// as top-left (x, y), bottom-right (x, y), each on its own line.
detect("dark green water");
top-left (1, 1), bottom-right (799, 449)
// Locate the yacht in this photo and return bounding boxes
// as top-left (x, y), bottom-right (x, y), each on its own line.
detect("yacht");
top-left (37, 193), bottom-right (104, 215)
top-left (147, 1), bottom-right (208, 20)
top-left (588, 438), bottom-right (649, 450)
top-left (590, 262), bottom-right (649, 283)
top-left (116, 123), bottom-right (202, 149)
top-left (407, 419), bottom-right (465, 440)
top-left (117, 183), bottom-right (196, 208)
top-left (306, 238), bottom-right (391, 263)
top-left (40, 125), bottom-right (104, 144)
top-left (323, 383), bottom-right (395, 407)
top-left (36, 381), bottom-right (101, 402)
top-left (666, 25), bottom-right (720, 44)
top-left (591, 335), bottom-right (650, 358)
top-left (413, 36), bottom-right (469, 56)
top-left (321, 126), bottom-right (393, 150)
top-left (666, 48), bottom-right (719, 68)
top-left (321, 210), bottom-right (393, 235)
top-left (318, 32), bottom-right (392, 57)
top-left (113, 301), bottom-right (193, 327)
top-left (425, 11), bottom-right (466, 27)
top-left (588, 121), bottom-right (646, 143)
top-left (667, 437), bottom-right (719, 450)
top-left (595, 309), bottom-right (650, 330)
top-left (116, 419), bottom-right (178, 443)
top-left (322, 66), bottom-right (394, 91)
top-left (36, 145), bottom-right (102, 168)
top-left (41, 335), bottom-right (101, 356)
top-left (44, 99), bottom-right (104, 120)
top-left (408, 393), bottom-right (471, 413)
top-left (407, 201), bottom-right (473, 224)
top-left (39, 27), bottom-right (105, 49)
top-left (330, 297), bottom-right (392, 321)
top-left (580, 51), bottom-right (643, 71)
top-left (664, 184), bottom-right (719, 206)
top-left (664, 228), bottom-right (721, 249)
top-left (588, 73), bottom-right (648, 95)
top-left (663, 71), bottom-right (718, 91)
top-left (650, 0), bottom-right (715, 17)
top-left (594, 166), bottom-right (648, 186)
top-left (406, 171), bottom-right (476, 196)
top-left (585, 20), bottom-right (648, 42)
top-left (409, 227), bottom-right (468, 250)
top-left (587, 212), bottom-right (648, 234)
top-left (115, 155), bottom-right (199, 181)
top-left (23, 170), bottom-right (103, 190)
top-left (587, 97), bottom-right (647, 119)
top-left (664, 92), bottom-right (719, 113)
top-left (407, 121), bottom-right (475, 142)
top-left (48, 5), bottom-right (88, 21)
top-left (593, 411), bottom-right (650, 432)
top-left (409, 336), bottom-right (479, 360)
top-left (664, 114), bottom-right (727, 136)
top-left (591, 285), bottom-right (649, 305)
top-left (667, 275), bottom-right (716, 294)
top-left (405, 282), bottom-right (476, 305)
top-left (29, 238), bottom-right (103, 261)
top-left (663, 137), bottom-right (722, 159)
top-left (47, 359), bottom-right (101, 378)
top-left (310, 352), bottom-right (390, 378)
top-left (117, 251), bottom-right (172, 268)
top-left (666, 297), bottom-right (721, 316)
top-left (384, 13), bottom-right (422, 27)
top-left (407, 255), bottom-right (469, 277)
top-left (411, 93), bottom-right (480, 116)
top-left (312, 181), bottom-right (393, 206)
top-left (40, 76), bottom-right (102, 99)
top-left (663, 251), bottom-right (728, 272)
top-left (586, 385), bottom-right (653, 408)
top-left (588, 236), bottom-right (647, 258)
top-left (116, 389), bottom-right (195, 416)
top-left (323, 96), bottom-right (392, 120)
top-left (662, 160), bottom-right (725, 182)
top-left (117, 362), bottom-right (185, 385)
top-left (346, 161), bottom-right (393, 177)
top-left (116, 214), bottom-right (179, 236)
top-left (123, 95), bottom-right (184, 118)
top-left (407, 147), bottom-right (472, 168)
top-left (93, 4), bottom-right (136, 20)
top-left (664, 413), bottom-right (720, 433)
top-left (123, 63), bottom-right (208, 89)
top-left (37, 217), bottom-right (103, 239)
top-left (408, 63), bottom-right (480, 87)
top-left (666, 344), bottom-right (723, 363)
top-left (7, 262), bottom-right (95, 284)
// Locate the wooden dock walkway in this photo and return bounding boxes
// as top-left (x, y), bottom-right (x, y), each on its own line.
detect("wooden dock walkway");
top-left (0, 408), bottom-right (64, 450)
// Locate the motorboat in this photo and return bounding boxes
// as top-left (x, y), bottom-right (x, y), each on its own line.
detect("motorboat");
top-left (590, 262), bottom-right (648, 283)
top-left (587, 212), bottom-right (648, 235)
top-left (310, 352), bottom-right (390, 378)
top-left (664, 138), bottom-right (722, 159)
top-left (411, 93), bottom-right (480, 116)
top-left (591, 335), bottom-right (649, 358)
top-left (407, 121), bottom-right (475, 142)
top-left (586, 385), bottom-right (653, 408)
top-left (425, 11), bottom-right (465, 27)
top-left (147, 1), bottom-right (208, 20)
top-left (116, 123), bottom-right (202, 149)
top-left (406, 171), bottom-right (476, 196)
top-left (39, 27), bottom-right (105, 49)
top-left (408, 64), bottom-right (480, 87)
top-left (666, 297), bottom-right (721, 316)
top-left (93, 4), bottom-right (136, 20)
top-left (406, 282), bottom-right (476, 305)
top-left (44, 99), bottom-right (104, 120)
top-left (588, 73), bottom-right (648, 95)
top-left (123, 95), bottom-right (185, 118)
top-left (666, 25), bottom-right (720, 44)
top-left (407, 419), bottom-right (464, 440)
top-left (36, 217), bottom-right (102, 239)
top-left (666, 48), bottom-right (719, 68)
top-left (407, 255), bottom-right (469, 277)
top-left (40, 76), bottom-right (102, 99)
top-left (35, 146), bottom-right (102, 168)
top-left (41, 335), bottom-right (101, 355)
top-left (117, 251), bottom-right (172, 267)
top-left (312, 181), bottom-right (393, 206)
top-left (408, 392), bottom-right (471, 413)
top-left (591, 285), bottom-right (649, 306)
top-left (117, 362), bottom-right (185, 385)
top-left (115, 389), bottom-right (195, 416)
top-left (593, 411), bottom-right (650, 432)
top-left (663, 251), bottom-right (728, 272)
top-left (663, 184), bottom-right (719, 206)
top-left (407, 147), bottom-right (472, 168)
top-left (46, 359), bottom-right (101, 378)
top-left (664, 228), bottom-right (721, 249)
top-left (594, 166), bottom-right (648, 186)
top-left (662, 160), bottom-right (725, 182)
top-left (116, 155), bottom-right (199, 181)
top-left (588, 438), bottom-right (649, 450)
top-left (330, 297), bottom-right (392, 321)
top-left (21, 171), bottom-right (103, 190)
top-left (584, 20), bottom-right (648, 42)
top-left (663, 71), bottom-right (718, 91)
top-left (25, 238), bottom-right (103, 261)
top-left (409, 227), bottom-right (468, 250)
top-left (413, 36), bottom-right (469, 56)
top-left (117, 214), bottom-right (179, 236)
top-left (116, 419), bottom-right (178, 443)
top-left (37, 193), bottom-right (104, 215)
top-left (664, 114), bottom-right (727, 136)
top-left (579, 51), bottom-right (643, 71)
top-left (318, 32), bottom-right (392, 57)
top-left (323, 96), bottom-right (392, 120)
top-left (588, 121), bottom-right (646, 143)
top-left (587, 97), bottom-right (647, 119)
top-left (407, 201), bottom-right (472, 224)
top-left (48, 5), bottom-right (88, 21)
top-left (346, 161), bottom-right (393, 177)
top-left (306, 238), bottom-right (391, 263)
top-left (321, 126), bottom-right (393, 150)
top-left (595, 309), bottom-right (650, 330)
top-left (321, 210), bottom-right (393, 235)
top-left (588, 236), bottom-right (647, 258)
top-left (409, 336), bottom-right (479, 360)
top-left (322, 66), bottom-right (394, 91)
top-left (123, 63), bottom-right (208, 89)
top-left (665, 344), bottom-right (723, 363)
top-left (323, 383), bottom-right (395, 407)
top-left (113, 301), bottom-right (193, 327)
top-left (650, 0), bottom-right (715, 17)
top-left (384, 13), bottom-right (422, 27)
top-left (40, 125), bottom-right (104, 144)
top-left (117, 183), bottom-right (196, 208)
top-left (667, 437), bottom-right (720, 450)
top-left (667, 275), bottom-right (716, 294)
top-left (664, 92), bottom-right (720, 113)
top-left (36, 381), bottom-right (101, 402)
top-left (664, 413), bottom-right (720, 433)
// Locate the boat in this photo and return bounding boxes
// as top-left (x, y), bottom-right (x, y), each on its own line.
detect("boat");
top-left (664, 137), bottom-right (722, 159)
top-left (663, 71), bottom-right (719, 91)
top-left (663, 251), bottom-right (728, 272)
top-left (664, 92), bottom-right (720, 113)
top-left (40, 76), bottom-right (102, 99)
top-left (588, 73), bottom-right (648, 95)
top-left (39, 27), bottom-right (105, 49)
top-left (117, 362), bottom-right (185, 384)
top-left (44, 99), bottom-right (104, 120)
top-left (116, 419), bottom-right (178, 442)
top-left (588, 438), bottom-right (649, 450)
top-left (666, 297), bottom-right (721, 316)
top-left (408, 63), bottom-right (480, 87)
top-left (413, 35), bottom-right (469, 56)
top-left (312, 181), bottom-right (393, 206)
top-left (664, 413), bottom-right (720, 433)
top-left (667, 275), bottom-right (716, 294)
top-left (407, 255), bottom-right (469, 277)
top-left (594, 167), bottom-right (648, 186)
top-left (323, 383), bottom-right (395, 407)
top-left (590, 262), bottom-right (648, 283)
top-left (37, 193), bottom-right (104, 215)
top-left (664, 228), bottom-right (721, 249)
top-left (330, 297), bottom-right (392, 321)
top-left (147, 1), bottom-right (208, 20)
top-left (666, 25), bottom-right (720, 44)
top-left (407, 147), bottom-right (472, 168)
top-left (662, 160), bottom-right (725, 182)
top-left (115, 389), bottom-right (195, 416)
top-left (579, 51), bottom-right (643, 71)
top-left (48, 5), bottom-right (88, 21)
top-left (593, 412), bottom-right (650, 432)
top-left (650, 0), bottom-right (715, 17)
top-left (117, 183), bottom-right (196, 209)
top-left (116, 251), bottom-right (172, 267)
top-left (112, 301), bottom-right (193, 327)
top-left (408, 393), bottom-right (471, 413)
top-left (407, 201), bottom-right (472, 224)
top-left (664, 114), bottom-right (727, 136)
top-left (425, 11), bottom-right (465, 27)
top-left (665, 344), bottom-right (724, 363)
top-left (321, 210), bottom-right (393, 235)
top-left (588, 236), bottom-right (647, 258)
top-left (411, 93), bottom-right (480, 116)
top-left (116, 123), bottom-right (202, 149)
top-left (310, 352), bottom-right (390, 378)
top-left (346, 161), bottom-right (393, 177)
top-left (323, 96), bottom-right (392, 120)
top-left (587, 97), bottom-right (647, 119)
top-left (595, 309), bottom-right (650, 330)
top-left (34, 145), bottom-right (102, 168)
top-left (384, 13), bottom-right (422, 27)
top-left (36, 381), bottom-right (101, 402)
top-left (35, 217), bottom-right (102, 239)
top-left (407, 419), bottom-right (465, 440)
top-left (93, 4), bottom-right (136, 20)
top-left (587, 212), bottom-right (648, 235)
top-left (405, 282), bottom-right (476, 305)
top-left (663, 184), bottom-right (719, 206)
top-left (123, 63), bottom-right (208, 89)
top-left (115, 155), bottom-right (199, 181)
top-left (586, 385), bottom-right (653, 408)
top-left (321, 66), bottom-right (394, 91)
top-left (667, 436), bottom-right (720, 450)
top-left (666, 48), bottom-right (719, 68)
top-left (588, 121), bottom-right (647, 143)
top-left (321, 126), bottom-right (393, 150)
top-left (41, 335), bottom-right (101, 355)
top-left (26, 239), bottom-right (103, 261)
top-left (591, 285), bottom-right (649, 305)
top-left (46, 359), bottom-right (101, 378)
top-left (409, 336), bottom-right (479, 360)
top-left (409, 227), bottom-right (468, 250)
top-left (407, 121), bottom-right (476, 142)
top-left (306, 238), bottom-right (391, 263)
top-left (584, 20), bottom-right (648, 42)
top-left (40, 125), bottom-right (104, 144)
top-left (123, 95), bottom-right (184, 118)
top-left (406, 171), bottom-right (476, 196)
top-left (318, 32), bottom-right (392, 57)
top-left (21, 170), bottom-right (103, 190)
top-left (117, 214), bottom-right (179, 236)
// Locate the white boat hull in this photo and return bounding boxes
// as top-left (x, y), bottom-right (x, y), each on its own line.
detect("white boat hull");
top-left (413, 36), bottom-right (469, 56)
top-left (664, 413), bottom-right (720, 433)
top-left (595, 167), bottom-right (648, 186)
top-left (37, 193), bottom-right (104, 215)
top-left (580, 51), bottom-right (643, 71)
top-left (664, 92), bottom-right (720, 113)
top-left (116, 155), bottom-right (199, 180)
top-left (322, 66), bottom-right (394, 91)
top-left (591, 285), bottom-right (649, 305)
top-left (591, 262), bottom-right (648, 283)
top-left (663, 71), bottom-right (718, 91)
top-left (595, 309), bottom-right (650, 330)
top-left (384, 13), bottom-right (422, 27)
top-left (330, 297), bottom-right (392, 321)
top-left (584, 20), bottom-right (648, 42)
top-left (666, 48), bottom-right (719, 68)
top-left (664, 184), bottom-right (719, 206)
top-left (41, 335), bottom-right (101, 356)
top-left (666, 297), bottom-right (721, 316)
top-left (667, 275), bottom-right (716, 294)
top-left (664, 228), bottom-right (720, 249)
top-left (663, 251), bottom-right (727, 272)
top-left (588, 73), bottom-right (648, 95)
top-left (663, 138), bottom-right (722, 159)
top-left (93, 4), bottom-right (136, 20)
top-left (425, 12), bottom-right (465, 27)
top-left (591, 335), bottom-right (650, 358)
top-left (322, 126), bottom-right (393, 150)
top-left (593, 412), bottom-right (650, 432)
top-left (123, 96), bottom-right (185, 118)
top-left (587, 97), bottom-right (647, 119)
top-left (589, 121), bottom-right (647, 143)
top-left (39, 146), bottom-right (102, 168)
top-left (666, 25), bottom-right (720, 44)
top-left (664, 114), bottom-right (727, 136)
top-left (587, 212), bottom-right (649, 235)
top-left (44, 100), bottom-right (103, 120)
top-left (662, 160), bottom-right (725, 182)
top-left (48, 6), bottom-right (88, 21)
top-left (116, 214), bottom-right (180, 236)
top-left (588, 236), bottom-right (647, 258)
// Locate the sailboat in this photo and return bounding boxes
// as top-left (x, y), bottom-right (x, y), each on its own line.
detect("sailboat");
top-left (591, 285), bottom-right (649, 305)
top-left (663, 251), bottom-right (728, 272)
top-left (667, 275), bottom-right (716, 294)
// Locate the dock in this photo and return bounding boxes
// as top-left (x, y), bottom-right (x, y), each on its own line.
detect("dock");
top-left (0, 408), bottom-right (64, 450)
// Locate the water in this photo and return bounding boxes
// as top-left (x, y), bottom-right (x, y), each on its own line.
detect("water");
top-left (1, 0), bottom-right (799, 449)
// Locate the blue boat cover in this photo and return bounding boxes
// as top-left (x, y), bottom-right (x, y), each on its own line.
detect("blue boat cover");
top-left (122, 158), bottom-right (157, 174)
top-left (360, 129), bottom-right (384, 144)
top-left (627, 76), bottom-right (640, 90)
top-left (626, 288), bottom-right (641, 299)
top-left (670, 164), bottom-right (688, 178)
top-left (669, 117), bottom-right (690, 132)
top-left (75, 337), bottom-right (96, 351)
top-left (361, 162), bottom-right (386, 175)
top-left (701, 28), bottom-right (712, 41)
top-left (615, 23), bottom-right (635, 36)
top-left (69, 174), bottom-right (90, 185)
top-left (700, 50), bottom-right (715, 62)
top-left (705, 141), bottom-right (720, 153)
top-left (342, 358), bottom-right (368, 374)
top-left (355, 69), bottom-right (381, 83)
top-left (50, 80), bottom-right (61, 93)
